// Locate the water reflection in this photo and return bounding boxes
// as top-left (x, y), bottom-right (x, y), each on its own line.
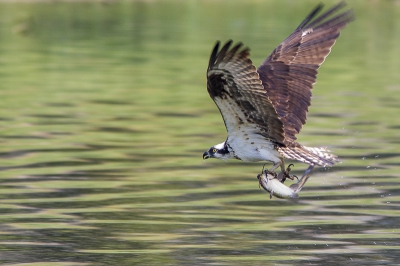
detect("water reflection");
top-left (0, 0), bottom-right (400, 265)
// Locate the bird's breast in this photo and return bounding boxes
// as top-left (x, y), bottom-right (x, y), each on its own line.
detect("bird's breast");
top-left (227, 137), bottom-right (281, 163)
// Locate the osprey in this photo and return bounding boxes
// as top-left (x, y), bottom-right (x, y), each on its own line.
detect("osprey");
top-left (203, 2), bottom-right (354, 189)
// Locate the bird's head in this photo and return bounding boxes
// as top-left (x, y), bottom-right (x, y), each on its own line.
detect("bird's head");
top-left (203, 142), bottom-right (232, 160)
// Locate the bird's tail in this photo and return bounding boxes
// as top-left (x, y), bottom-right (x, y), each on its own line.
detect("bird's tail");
top-left (279, 145), bottom-right (339, 167)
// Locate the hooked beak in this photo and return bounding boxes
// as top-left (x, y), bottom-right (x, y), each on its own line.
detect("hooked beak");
top-left (203, 151), bottom-right (210, 160)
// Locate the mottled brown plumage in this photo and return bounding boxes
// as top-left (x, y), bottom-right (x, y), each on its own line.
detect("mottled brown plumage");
top-left (258, 2), bottom-right (354, 145)
top-left (204, 2), bottom-right (354, 172)
top-left (207, 41), bottom-right (285, 146)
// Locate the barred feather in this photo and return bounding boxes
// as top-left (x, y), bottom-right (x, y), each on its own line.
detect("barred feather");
top-left (279, 145), bottom-right (338, 167)
top-left (258, 2), bottom-right (354, 144)
top-left (205, 3), bottom-right (352, 171)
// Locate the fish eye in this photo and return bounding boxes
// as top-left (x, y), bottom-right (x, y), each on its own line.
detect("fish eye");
top-left (212, 148), bottom-right (217, 153)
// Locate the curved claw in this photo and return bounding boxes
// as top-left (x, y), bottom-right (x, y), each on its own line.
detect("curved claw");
top-left (277, 163), bottom-right (296, 183)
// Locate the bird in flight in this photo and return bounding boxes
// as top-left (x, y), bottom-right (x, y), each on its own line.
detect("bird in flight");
top-left (202, 2), bottom-right (354, 191)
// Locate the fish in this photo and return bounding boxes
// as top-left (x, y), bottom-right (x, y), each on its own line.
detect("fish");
top-left (257, 170), bottom-right (299, 199)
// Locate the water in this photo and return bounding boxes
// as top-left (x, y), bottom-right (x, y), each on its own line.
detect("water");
top-left (0, 1), bottom-right (399, 265)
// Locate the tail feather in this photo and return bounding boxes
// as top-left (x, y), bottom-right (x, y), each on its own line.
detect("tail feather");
top-left (279, 145), bottom-right (338, 167)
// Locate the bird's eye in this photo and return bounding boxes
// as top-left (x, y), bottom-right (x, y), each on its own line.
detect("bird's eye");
top-left (212, 148), bottom-right (217, 153)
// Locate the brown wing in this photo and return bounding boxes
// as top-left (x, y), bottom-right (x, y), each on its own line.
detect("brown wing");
top-left (257, 2), bottom-right (354, 145)
top-left (207, 41), bottom-right (285, 146)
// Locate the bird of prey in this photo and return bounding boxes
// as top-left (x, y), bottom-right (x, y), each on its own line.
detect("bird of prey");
top-left (202, 2), bottom-right (354, 190)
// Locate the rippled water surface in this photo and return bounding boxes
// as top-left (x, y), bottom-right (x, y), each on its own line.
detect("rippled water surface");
top-left (1, 1), bottom-right (400, 265)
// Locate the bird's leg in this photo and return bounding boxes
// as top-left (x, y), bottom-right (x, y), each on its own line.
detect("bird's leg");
top-left (269, 159), bottom-right (283, 173)
top-left (269, 158), bottom-right (286, 177)
top-left (285, 164), bottom-right (299, 181)
top-left (289, 164), bottom-right (315, 193)
top-left (276, 162), bottom-right (298, 183)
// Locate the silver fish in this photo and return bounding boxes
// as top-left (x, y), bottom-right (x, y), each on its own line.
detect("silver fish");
top-left (257, 170), bottom-right (299, 199)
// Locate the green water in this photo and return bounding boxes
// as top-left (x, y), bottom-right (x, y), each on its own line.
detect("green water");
top-left (0, 0), bottom-right (400, 265)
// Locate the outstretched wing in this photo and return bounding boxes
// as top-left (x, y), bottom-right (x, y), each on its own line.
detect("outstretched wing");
top-left (207, 41), bottom-right (285, 146)
top-left (257, 2), bottom-right (354, 145)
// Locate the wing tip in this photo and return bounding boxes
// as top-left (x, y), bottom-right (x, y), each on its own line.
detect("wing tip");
top-left (297, 2), bottom-right (325, 30)
top-left (298, 1), bottom-right (354, 31)
top-left (208, 41), bottom-right (221, 70)
top-left (208, 40), bottom-right (232, 70)
top-left (208, 40), bottom-right (251, 70)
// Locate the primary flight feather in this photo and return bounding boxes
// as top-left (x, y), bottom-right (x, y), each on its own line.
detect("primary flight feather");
top-left (203, 2), bottom-right (354, 184)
